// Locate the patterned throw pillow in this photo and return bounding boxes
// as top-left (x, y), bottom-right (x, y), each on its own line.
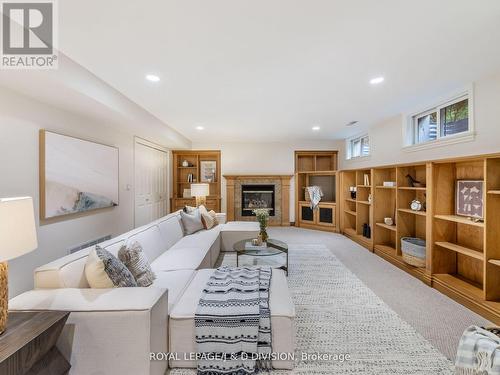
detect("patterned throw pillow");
top-left (85, 246), bottom-right (137, 288)
top-left (199, 205), bottom-right (218, 230)
top-left (118, 241), bottom-right (156, 287)
top-left (180, 209), bottom-right (204, 235)
top-left (183, 205), bottom-right (197, 213)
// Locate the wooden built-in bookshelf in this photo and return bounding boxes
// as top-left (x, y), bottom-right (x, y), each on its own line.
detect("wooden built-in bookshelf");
top-left (295, 151), bottom-right (338, 232)
top-left (340, 154), bottom-right (500, 323)
top-left (171, 150), bottom-right (221, 212)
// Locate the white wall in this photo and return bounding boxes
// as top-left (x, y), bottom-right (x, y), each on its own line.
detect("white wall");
top-left (192, 140), bottom-right (342, 221)
top-left (0, 86), bottom-right (173, 297)
top-left (340, 72), bottom-right (500, 170)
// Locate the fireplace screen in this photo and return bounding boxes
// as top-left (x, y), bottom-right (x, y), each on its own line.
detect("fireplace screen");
top-left (241, 184), bottom-right (275, 216)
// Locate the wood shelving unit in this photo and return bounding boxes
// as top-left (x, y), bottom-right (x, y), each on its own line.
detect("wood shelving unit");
top-left (295, 151), bottom-right (338, 232)
top-left (171, 150), bottom-right (221, 212)
top-left (340, 169), bottom-right (374, 249)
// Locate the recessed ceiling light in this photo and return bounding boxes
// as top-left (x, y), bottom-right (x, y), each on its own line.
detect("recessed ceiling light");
top-left (370, 76), bottom-right (384, 85)
top-left (346, 121), bottom-right (359, 127)
top-left (195, 126), bottom-right (205, 131)
top-left (145, 74), bottom-right (160, 82)
top-left (312, 126), bottom-right (321, 131)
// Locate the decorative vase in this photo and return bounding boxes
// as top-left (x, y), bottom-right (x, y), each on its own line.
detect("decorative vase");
top-left (259, 225), bottom-right (269, 242)
top-left (182, 160), bottom-right (189, 167)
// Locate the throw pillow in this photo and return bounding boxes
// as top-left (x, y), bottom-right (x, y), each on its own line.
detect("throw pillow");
top-left (118, 241), bottom-right (156, 287)
top-left (85, 246), bottom-right (137, 288)
top-left (180, 209), bottom-right (204, 235)
top-left (183, 205), bottom-right (197, 213)
top-left (199, 205), bottom-right (218, 230)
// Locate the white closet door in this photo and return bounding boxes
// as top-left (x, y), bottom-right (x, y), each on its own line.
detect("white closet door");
top-left (134, 141), bottom-right (169, 227)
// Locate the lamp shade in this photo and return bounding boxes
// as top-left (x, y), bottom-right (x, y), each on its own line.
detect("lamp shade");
top-left (0, 197), bottom-right (38, 262)
top-left (190, 183), bottom-right (210, 197)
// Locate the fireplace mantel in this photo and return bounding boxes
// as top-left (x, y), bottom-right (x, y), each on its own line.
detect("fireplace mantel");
top-left (223, 175), bottom-right (293, 225)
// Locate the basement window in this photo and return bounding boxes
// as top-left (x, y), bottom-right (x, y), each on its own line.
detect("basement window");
top-left (403, 89), bottom-right (474, 151)
top-left (346, 134), bottom-right (370, 160)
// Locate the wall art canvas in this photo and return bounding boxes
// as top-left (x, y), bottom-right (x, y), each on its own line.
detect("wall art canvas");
top-left (456, 180), bottom-right (484, 219)
top-left (40, 130), bottom-right (119, 219)
top-left (200, 160), bottom-right (217, 183)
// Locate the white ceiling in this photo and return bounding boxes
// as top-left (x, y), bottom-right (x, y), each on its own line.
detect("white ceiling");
top-left (58, 0), bottom-right (500, 142)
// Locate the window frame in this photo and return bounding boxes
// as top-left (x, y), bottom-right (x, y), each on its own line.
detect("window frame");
top-left (403, 87), bottom-right (475, 152)
top-left (346, 133), bottom-right (370, 160)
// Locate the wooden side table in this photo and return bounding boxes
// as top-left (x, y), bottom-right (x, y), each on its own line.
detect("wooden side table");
top-left (0, 311), bottom-right (70, 375)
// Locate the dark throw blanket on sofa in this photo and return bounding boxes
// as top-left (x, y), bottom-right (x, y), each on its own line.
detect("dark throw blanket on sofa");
top-left (195, 266), bottom-right (272, 374)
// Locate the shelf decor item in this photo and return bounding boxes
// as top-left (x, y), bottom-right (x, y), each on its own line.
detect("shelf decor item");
top-left (401, 237), bottom-right (426, 268)
top-left (190, 183), bottom-right (210, 207)
top-left (410, 199), bottom-right (423, 211)
top-left (182, 160), bottom-right (189, 167)
top-left (0, 197), bottom-right (38, 334)
top-left (383, 181), bottom-right (396, 187)
top-left (253, 208), bottom-right (270, 242)
top-left (456, 180), bottom-right (484, 219)
top-left (406, 174), bottom-right (424, 188)
top-left (350, 186), bottom-right (357, 199)
top-left (384, 217), bottom-right (394, 226)
top-left (200, 160), bottom-right (217, 183)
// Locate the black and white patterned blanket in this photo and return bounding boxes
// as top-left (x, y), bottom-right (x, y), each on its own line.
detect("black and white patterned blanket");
top-left (195, 266), bottom-right (272, 374)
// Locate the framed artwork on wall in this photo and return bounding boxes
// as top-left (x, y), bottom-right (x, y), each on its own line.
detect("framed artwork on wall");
top-left (39, 130), bottom-right (119, 220)
top-left (200, 160), bottom-right (217, 183)
top-left (455, 180), bottom-right (484, 219)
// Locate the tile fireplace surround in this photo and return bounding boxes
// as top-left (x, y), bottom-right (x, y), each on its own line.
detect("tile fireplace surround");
top-left (224, 175), bottom-right (293, 225)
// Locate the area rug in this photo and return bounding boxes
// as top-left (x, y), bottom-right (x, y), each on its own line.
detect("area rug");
top-left (170, 244), bottom-right (454, 374)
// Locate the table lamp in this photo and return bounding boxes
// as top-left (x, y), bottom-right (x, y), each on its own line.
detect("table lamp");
top-left (0, 197), bottom-right (38, 334)
top-left (190, 183), bottom-right (210, 207)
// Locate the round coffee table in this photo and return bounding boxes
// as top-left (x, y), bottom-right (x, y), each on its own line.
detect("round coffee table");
top-left (233, 238), bottom-right (288, 275)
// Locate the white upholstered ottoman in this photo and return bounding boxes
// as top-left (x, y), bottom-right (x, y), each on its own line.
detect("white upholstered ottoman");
top-left (220, 221), bottom-right (260, 251)
top-left (169, 268), bottom-right (295, 370)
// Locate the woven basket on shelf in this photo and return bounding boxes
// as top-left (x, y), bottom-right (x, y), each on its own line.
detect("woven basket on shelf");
top-left (401, 237), bottom-right (426, 268)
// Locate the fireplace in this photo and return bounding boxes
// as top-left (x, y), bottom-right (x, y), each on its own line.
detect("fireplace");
top-left (241, 184), bottom-right (275, 216)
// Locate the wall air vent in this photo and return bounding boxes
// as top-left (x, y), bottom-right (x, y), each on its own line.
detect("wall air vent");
top-left (68, 234), bottom-right (112, 254)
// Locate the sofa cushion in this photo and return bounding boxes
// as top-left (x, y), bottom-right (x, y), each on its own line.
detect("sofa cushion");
top-left (151, 247), bottom-right (210, 272)
top-left (127, 225), bottom-right (165, 262)
top-left (151, 270), bottom-right (196, 312)
top-left (85, 247), bottom-right (137, 288)
top-left (157, 214), bottom-right (184, 250)
top-left (118, 241), bottom-right (156, 287)
top-left (171, 226), bottom-right (221, 251)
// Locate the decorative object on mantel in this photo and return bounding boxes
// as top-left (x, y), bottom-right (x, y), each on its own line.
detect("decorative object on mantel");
top-left (253, 208), bottom-right (270, 242)
top-left (0, 197), bottom-right (38, 334)
top-left (401, 237), bottom-right (426, 268)
top-left (410, 199), bottom-right (423, 212)
top-left (0, 311), bottom-right (70, 375)
top-left (200, 160), bottom-right (217, 183)
top-left (39, 130), bottom-right (119, 220)
top-left (406, 174), bottom-right (425, 188)
top-left (383, 181), bottom-right (396, 187)
top-left (456, 180), bottom-right (484, 220)
top-left (190, 183), bottom-right (210, 207)
top-left (350, 186), bottom-right (357, 199)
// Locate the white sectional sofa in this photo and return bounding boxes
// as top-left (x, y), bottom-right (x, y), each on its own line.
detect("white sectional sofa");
top-left (9, 211), bottom-right (296, 375)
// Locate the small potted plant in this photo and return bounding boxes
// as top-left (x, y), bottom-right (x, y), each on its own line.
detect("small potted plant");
top-left (252, 208), bottom-right (270, 243)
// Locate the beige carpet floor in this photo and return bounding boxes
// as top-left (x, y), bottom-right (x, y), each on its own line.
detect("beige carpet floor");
top-left (265, 227), bottom-right (490, 361)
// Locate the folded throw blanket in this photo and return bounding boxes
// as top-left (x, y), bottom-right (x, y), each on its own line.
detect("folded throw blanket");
top-left (307, 186), bottom-right (323, 210)
top-left (195, 266), bottom-right (272, 374)
top-left (455, 325), bottom-right (500, 375)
